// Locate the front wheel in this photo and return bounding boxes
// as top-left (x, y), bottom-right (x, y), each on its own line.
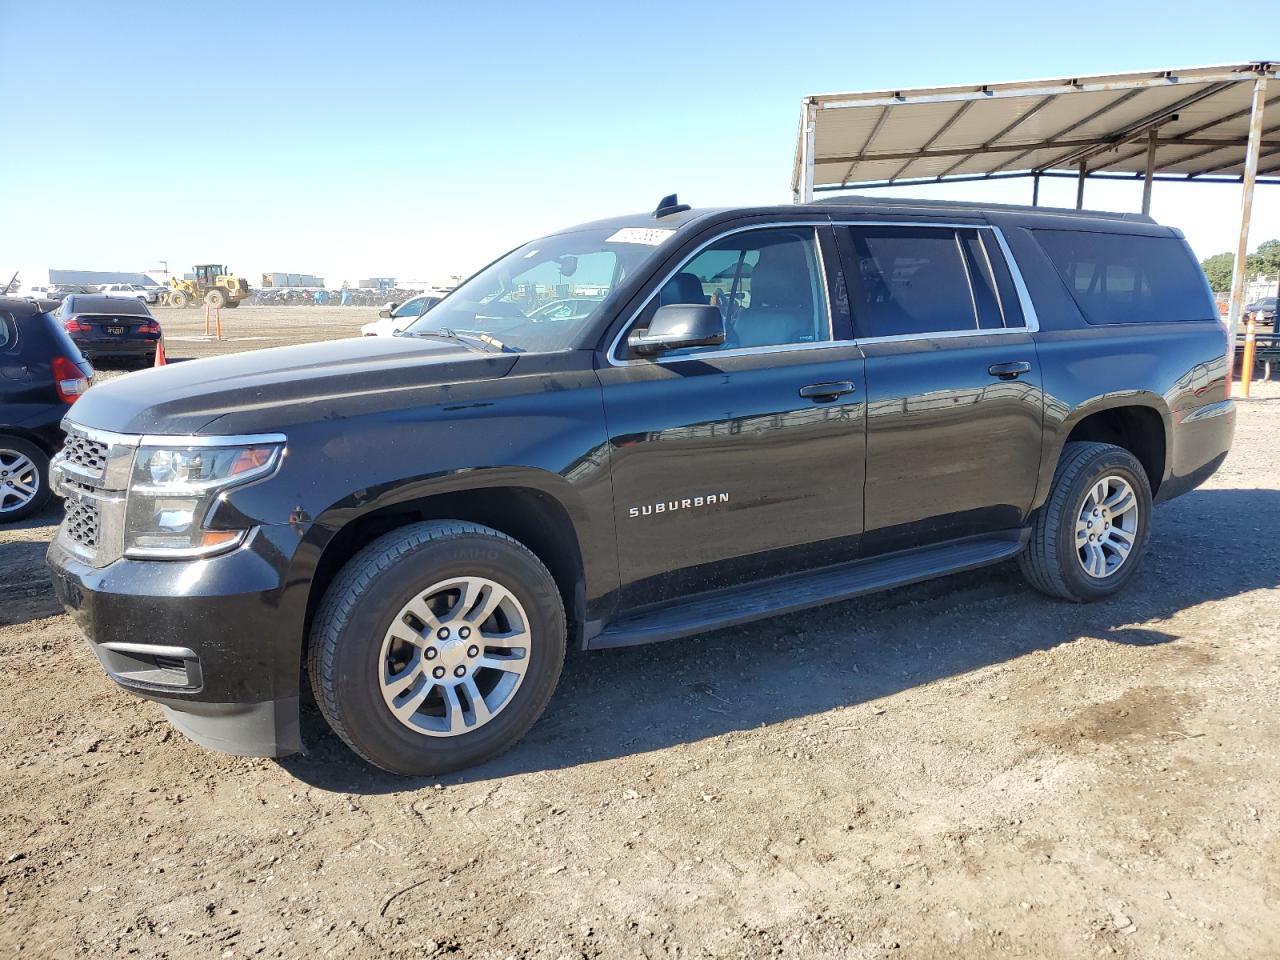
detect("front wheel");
top-left (308, 521), bottom-right (566, 776)
top-left (1019, 441), bottom-right (1153, 602)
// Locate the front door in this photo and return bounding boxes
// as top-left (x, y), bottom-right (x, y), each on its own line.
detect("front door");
top-left (833, 224), bottom-right (1045, 556)
top-left (597, 224), bottom-right (867, 609)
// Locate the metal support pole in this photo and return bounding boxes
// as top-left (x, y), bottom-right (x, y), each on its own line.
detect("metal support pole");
top-left (1032, 172), bottom-right (1041, 206)
top-left (798, 101), bottom-right (817, 204)
top-left (1141, 128), bottom-right (1158, 215)
top-left (1228, 75), bottom-right (1270, 342)
top-left (1075, 162), bottom-right (1086, 209)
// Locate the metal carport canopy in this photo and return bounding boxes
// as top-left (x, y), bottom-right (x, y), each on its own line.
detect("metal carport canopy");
top-left (791, 62), bottom-right (1278, 336)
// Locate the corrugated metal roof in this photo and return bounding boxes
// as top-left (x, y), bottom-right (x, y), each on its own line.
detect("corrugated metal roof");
top-left (793, 62), bottom-right (1279, 192)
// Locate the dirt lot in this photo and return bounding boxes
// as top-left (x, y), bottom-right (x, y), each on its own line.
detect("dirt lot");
top-left (2, 319), bottom-right (1278, 959)
top-left (152, 304), bottom-right (382, 359)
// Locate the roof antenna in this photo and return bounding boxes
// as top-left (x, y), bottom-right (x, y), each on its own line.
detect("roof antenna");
top-left (653, 193), bottom-right (691, 218)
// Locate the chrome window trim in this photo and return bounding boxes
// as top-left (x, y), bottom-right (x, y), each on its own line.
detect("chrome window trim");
top-left (988, 225), bottom-right (1042, 333)
top-left (605, 219), bottom-right (1041, 365)
top-left (974, 229), bottom-right (1009, 326)
top-left (955, 230), bottom-right (982, 332)
top-left (605, 221), bottom-right (837, 367)
top-left (832, 221), bottom-right (1041, 343)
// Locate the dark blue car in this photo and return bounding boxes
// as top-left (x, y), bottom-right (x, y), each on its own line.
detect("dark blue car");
top-left (55, 294), bottom-right (163, 366)
top-left (0, 297), bottom-right (93, 522)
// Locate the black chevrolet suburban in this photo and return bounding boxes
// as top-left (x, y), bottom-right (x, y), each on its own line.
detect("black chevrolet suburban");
top-left (45, 196), bottom-right (1235, 776)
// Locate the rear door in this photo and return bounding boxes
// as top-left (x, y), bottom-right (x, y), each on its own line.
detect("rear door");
top-left (598, 223), bottom-right (867, 608)
top-left (833, 223), bottom-right (1044, 556)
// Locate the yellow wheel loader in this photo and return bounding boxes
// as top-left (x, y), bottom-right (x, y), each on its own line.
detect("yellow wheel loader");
top-left (166, 265), bottom-right (250, 308)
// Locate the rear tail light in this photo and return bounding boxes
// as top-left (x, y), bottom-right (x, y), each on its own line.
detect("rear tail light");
top-left (52, 355), bottom-right (91, 403)
top-left (139, 320), bottom-right (162, 335)
top-left (64, 319), bottom-right (91, 334)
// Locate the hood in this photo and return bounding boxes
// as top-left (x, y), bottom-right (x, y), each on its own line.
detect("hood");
top-left (69, 335), bottom-right (519, 435)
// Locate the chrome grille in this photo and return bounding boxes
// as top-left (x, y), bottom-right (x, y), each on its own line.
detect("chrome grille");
top-left (63, 496), bottom-right (101, 549)
top-left (61, 433), bottom-right (108, 478)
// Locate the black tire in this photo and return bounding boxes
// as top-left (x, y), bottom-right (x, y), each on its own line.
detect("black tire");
top-left (169, 290), bottom-right (189, 308)
top-left (205, 288), bottom-right (227, 309)
top-left (0, 435), bottom-right (52, 523)
top-left (223, 298), bottom-right (240, 309)
top-left (1018, 441), bottom-right (1153, 602)
top-left (308, 521), bottom-right (566, 776)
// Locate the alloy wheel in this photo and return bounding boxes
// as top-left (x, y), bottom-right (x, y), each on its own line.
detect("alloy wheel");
top-left (1075, 475), bottom-right (1139, 579)
top-left (378, 576), bottom-right (532, 737)
top-left (0, 449), bottom-right (39, 514)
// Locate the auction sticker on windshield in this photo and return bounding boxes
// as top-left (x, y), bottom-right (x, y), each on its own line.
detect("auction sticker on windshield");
top-left (606, 227), bottom-right (676, 245)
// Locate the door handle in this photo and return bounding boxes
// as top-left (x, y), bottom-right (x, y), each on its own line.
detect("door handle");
top-left (987, 361), bottom-right (1032, 380)
top-left (799, 381), bottom-right (856, 400)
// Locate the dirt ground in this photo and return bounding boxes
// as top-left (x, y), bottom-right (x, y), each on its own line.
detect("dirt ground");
top-left (2, 317), bottom-right (1279, 959)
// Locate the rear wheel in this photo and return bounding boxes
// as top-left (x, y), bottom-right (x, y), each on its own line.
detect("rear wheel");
top-left (204, 288), bottom-right (227, 308)
top-left (223, 298), bottom-right (240, 308)
top-left (0, 436), bottom-right (51, 523)
top-left (308, 521), bottom-right (566, 776)
top-left (1019, 441), bottom-right (1152, 602)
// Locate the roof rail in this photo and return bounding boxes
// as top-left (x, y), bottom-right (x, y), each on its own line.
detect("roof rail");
top-left (807, 193), bottom-right (1155, 222)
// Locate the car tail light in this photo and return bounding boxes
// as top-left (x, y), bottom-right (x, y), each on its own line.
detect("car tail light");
top-left (139, 320), bottom-right (162, 335)
top-left (64, 319), bottom-right (91, 334)
top-left (52, 355), bottom-right (91, 403)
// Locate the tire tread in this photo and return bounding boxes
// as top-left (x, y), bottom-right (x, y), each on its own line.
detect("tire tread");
top-left (307, 520), bottom-right (563, 773)
top-left (1018, 441), bottom-right (1141, 602)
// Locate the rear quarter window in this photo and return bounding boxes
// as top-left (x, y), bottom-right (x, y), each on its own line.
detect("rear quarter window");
top-left (1034, 229), bottom-right (1216, 325)
top-left (0, 312), bottom-right (14, 351)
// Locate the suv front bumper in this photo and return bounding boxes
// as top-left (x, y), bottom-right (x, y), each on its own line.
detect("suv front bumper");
top-left (46, 524), bottom-right (308, 757)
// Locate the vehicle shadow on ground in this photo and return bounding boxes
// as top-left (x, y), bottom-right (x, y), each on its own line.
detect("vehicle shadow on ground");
top-left (279, 487), bottom-right (1271, 792)
top-left (0, 503), bottom-right (65, 626)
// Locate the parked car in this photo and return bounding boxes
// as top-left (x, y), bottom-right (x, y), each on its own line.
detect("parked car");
top-left (360, 293), bottom-right (443, 336)
top-left (100, 283), bottom-right (161, 305)
top-left (0, 297), bottom-right (93, 522)
top-left (9, 283), bottom-right (96, 303)
top-left (1245, 295), bottom-right (1276, 323)
top-left (55, 294), bottom-right (163, 366)
top-left (46, 195), bottom-right (1234, 775)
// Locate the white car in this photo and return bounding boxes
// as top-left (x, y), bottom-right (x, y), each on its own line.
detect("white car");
top-left (100, 283), bottom-right (160, 304)
top-left (360, 294), bottom-right (443, 336)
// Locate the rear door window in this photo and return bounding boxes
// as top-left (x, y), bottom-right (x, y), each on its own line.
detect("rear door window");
top-left (1034, 230), bottom-right (1217, 325)
top-left (0, 311), bottom-right (14, 351)
top-left (841, 226), bottom-right (980, 338)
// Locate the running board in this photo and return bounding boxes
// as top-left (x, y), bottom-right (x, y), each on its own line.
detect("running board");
top-left (589, 530), bottom-right (1029, 650)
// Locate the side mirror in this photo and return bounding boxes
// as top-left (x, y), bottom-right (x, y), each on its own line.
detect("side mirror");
top-left (379, 301), bottom-right (399, 318)
top-left (627, 304), bottom-right (725, 357)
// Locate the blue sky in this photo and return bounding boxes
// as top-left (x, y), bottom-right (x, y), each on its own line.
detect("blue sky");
top-left (1, 0), bottom-right (1275, 286)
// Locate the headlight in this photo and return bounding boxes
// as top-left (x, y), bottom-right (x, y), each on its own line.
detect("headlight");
top-left (124, 440), bottom-right (284, 559)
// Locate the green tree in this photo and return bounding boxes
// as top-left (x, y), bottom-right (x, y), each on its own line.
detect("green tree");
top-left (1248, 239), bottom-right (1280, 276)
top-left (1201, 252), bottom-right (1235, 292)
top-left (1200, 240), bottom-right (1280, 292)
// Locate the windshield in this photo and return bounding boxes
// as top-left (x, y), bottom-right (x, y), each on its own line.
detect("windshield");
top-left (402, 226), bottom-right (670, 352)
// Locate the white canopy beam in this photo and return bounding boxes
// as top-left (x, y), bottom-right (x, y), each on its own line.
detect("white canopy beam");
top-left (1227, 75), bottom-right (1271, 340)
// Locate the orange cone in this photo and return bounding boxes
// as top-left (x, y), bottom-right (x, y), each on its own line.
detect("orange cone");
top-left (154, 340), bottom-right (167, 366)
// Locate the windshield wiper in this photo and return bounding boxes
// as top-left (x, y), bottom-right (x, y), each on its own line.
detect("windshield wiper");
top-left (399, 327), bottom-right (516, 353)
